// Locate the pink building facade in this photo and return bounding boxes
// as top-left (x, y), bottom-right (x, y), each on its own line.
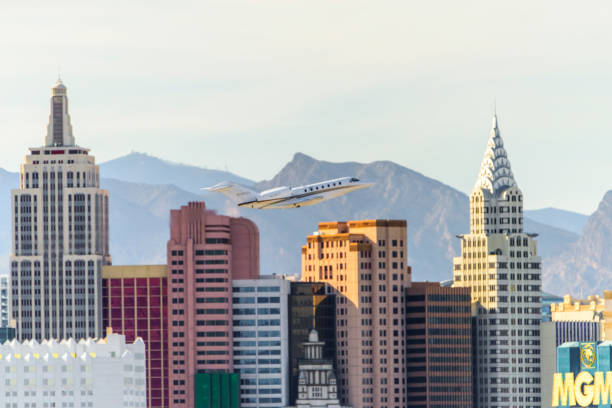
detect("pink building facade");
top-left (167, 202), bottom-right (259, 408)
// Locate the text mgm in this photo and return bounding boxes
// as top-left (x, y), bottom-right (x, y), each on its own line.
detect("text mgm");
top-left (553, 372), bottom-right (612, 407)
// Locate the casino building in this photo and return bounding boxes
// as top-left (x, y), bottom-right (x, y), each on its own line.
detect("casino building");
top-left (452, 115), bottom-right (542, 408)
top-left (554, 341), bottom-right (612, 407)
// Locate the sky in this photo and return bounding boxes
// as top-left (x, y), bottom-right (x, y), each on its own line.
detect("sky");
top-left (0, 0), bottom-right (611, 214)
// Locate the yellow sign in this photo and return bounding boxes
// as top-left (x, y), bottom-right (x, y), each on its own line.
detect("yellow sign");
top-left (553, 371), bottom-right (612, 407)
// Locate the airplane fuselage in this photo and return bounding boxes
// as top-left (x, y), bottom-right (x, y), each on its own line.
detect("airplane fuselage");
top-left (239, 177), bottom-right (370, 209)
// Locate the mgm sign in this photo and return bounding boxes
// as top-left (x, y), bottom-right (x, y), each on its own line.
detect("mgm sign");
top-left (553, 342), bottom-right (612, 407)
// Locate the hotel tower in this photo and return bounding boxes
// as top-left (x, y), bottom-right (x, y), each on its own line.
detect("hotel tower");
top-left (301, 220), bottom-right (410, 408)
top-left (11, 79), bottom-right (111, 341)
top-left (452, 115), bottom-right (542, 408)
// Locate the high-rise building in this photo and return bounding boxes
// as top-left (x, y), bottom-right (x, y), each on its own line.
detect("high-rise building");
top-left (102, 265), bottom-right (169, 408)
top-left (286, 329), bottom-right (348, 408)
top-left (232, 277), bottom-right (290, 408)
top-left (301, 220), bottom-right (411, 408)
top-left (167, 202), bottom-right (259, 408)
top-left (404, 282), bottom-right (473, 408)
top-left (288, 282), bottom-right (336, 406)
top-left (452, 115), bottom-right (542, 408)
top-left (11, 79), bottom-right (111, 341)
top-left (0, 331), bottom-right (146, 408)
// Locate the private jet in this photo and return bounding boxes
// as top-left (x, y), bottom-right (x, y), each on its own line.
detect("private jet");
top-left (204, 177), bottom-right (373, 209)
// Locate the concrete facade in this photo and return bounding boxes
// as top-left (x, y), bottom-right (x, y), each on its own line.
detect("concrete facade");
top-left (102, 265), bottom-right (169, 408)
top-left (301, 220), bottom-right (411, 408)
top-left (232, 277), bottom-right (290, 408)
top-left (11, 80), bottom-right (111, 341)
top-left (405, 282), bottom-right (473, 408)
top-left (167, 202), bottom-right (259, 408)
top-left (452, 115), bottom-right (542, 408)
top-left (0, 332), bottom-right (145, 408)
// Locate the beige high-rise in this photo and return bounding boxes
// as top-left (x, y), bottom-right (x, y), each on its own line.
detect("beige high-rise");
top-left (301, 220), bottom-right (410, 408)
top-left (452, 115), bottom-right (542, 408)
top-left (11, 80), bottom-right (111, 341)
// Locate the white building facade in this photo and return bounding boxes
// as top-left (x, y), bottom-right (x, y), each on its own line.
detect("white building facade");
top-left (0, 332), bottom-right (145, 408)
top-left (232, 277), bottom-right (290, 408)
top-left (11, 80), bottom-right (111, 341)
top-left (452, 115), bottom-right (542, 408)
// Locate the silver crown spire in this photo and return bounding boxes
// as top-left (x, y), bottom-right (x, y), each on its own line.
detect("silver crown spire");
top-left (474, 114), bottom-right (516, 197)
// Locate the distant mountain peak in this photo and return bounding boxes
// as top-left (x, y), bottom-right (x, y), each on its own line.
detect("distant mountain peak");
top-left (544, 190), bottom-right (612, 296)
top-left (112, 151), bottom-right (192, 168)
top-left (291, 152), bottom-right (316, 162)
top-left (602, 190), bottom-right (612, 206)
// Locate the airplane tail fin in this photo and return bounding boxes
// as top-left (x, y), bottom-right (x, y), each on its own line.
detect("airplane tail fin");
top-left (203, 182), bottom-right (259, 204)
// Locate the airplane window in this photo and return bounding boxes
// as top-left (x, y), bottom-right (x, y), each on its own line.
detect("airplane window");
top-left (333, 183), bottom-right (336, 186)
top-left (350, 178), bottom-right (360, 182)
top-left (327, 184), bottom-right (330, 187)
top-left (304, 189), bottom-right (307, 192)
top-left (310, 188), bottom-right (313, 191)
top-left (339, 182), bottom-right (342, 185)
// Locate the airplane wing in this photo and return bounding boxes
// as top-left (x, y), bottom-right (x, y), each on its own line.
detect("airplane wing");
top-left (203, 182), bottom-right (259, 204)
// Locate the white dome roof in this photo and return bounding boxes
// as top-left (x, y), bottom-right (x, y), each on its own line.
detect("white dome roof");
top-left (52, 79), bottom-right (66, 90)
top-left (308, 329), bottom-right (319, 342)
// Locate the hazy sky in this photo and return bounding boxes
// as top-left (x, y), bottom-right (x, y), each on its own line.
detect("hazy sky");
top-left (0, 1), bottom-right (611, 214)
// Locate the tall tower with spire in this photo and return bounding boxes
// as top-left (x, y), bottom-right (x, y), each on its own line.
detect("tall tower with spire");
top-left (453, 115), bottom-right (542, 408)
top-left (10, 79), bottom-right (111, 341)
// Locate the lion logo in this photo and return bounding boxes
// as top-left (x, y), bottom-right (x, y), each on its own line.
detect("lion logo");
top-left (580, 343), bottom-right (596, 369)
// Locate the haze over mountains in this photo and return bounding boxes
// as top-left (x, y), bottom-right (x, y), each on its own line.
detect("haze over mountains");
top-left (0, 152), bottom-right (608, 296)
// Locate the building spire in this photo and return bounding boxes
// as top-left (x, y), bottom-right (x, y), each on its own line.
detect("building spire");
top-left (45, 79), bottom-right (75, 147)
top-left (474, 114), bottom-right (516, 197)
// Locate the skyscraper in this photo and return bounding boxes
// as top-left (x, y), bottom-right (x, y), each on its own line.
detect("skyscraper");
top-left (404, 282), bottom-right (473, 408)
top-left (11, 79), bottom-right (111, 341)
top-left (452, 115), bottom-right (542, 408)
top-left (301, 220), bottom-right (410, 408)
top-left (166, 202), bottom-right (259, 408)
top-left (102, 265), bottom-right (169, 408)
top-left (232, 277), bottom-right (290, 408)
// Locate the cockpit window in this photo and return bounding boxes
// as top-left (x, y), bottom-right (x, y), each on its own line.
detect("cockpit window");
top-left (350, 178), bottom-right (360, 182)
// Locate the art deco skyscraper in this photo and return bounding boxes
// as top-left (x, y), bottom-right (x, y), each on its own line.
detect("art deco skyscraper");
top-left (11, 79), bottom-right (111, 341)
top-left (452, 115), bottom-right (542, 408)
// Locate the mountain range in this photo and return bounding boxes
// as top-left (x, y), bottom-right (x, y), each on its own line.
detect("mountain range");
top-left (0, 152), bottom-right (608, 297)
